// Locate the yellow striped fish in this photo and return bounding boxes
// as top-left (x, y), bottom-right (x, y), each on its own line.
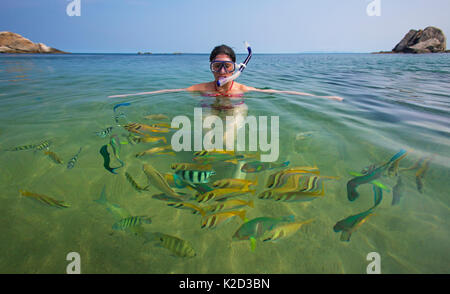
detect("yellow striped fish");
top-left (135, 145), bottom-right (173, 157)
top-left (203, 199), bottom-right (254, 214)
top-left (212, 178), bottom-right (258, 189)
top-left (142, 164), bottom-right (187, 200)
top-left (144, 114), bottom-right (169, 120)
top-left (125, 172), bottom-right (150, 192)
top-left (200, 210), bottom-right (246, 229)
top-left (44, 151), bottom-right (63, 164)
top-left (171, 163), bottom-right (213, 171)
top-left (167, 202), bottom-right (206, 216)
top-left (19, 189), bottom-right (70, 208)
top-left (196, 187), bottom-right (255, 203)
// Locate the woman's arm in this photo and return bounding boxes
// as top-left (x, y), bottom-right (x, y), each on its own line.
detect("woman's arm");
top-left (108, 88), bottom-right (187, 98)
top-left (245, 86), bottom-right (344, 101)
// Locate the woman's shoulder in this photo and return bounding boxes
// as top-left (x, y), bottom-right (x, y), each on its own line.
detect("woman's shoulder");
top-left (234, 82), bottom-right (257, 92)
top-left (186, 82), bottom-right (215, 92)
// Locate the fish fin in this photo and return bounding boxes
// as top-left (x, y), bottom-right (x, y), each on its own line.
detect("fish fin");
top-left (250, 237), bottom-right (257, 251)
top-left (340, 231), bottom-right (352, 242)
top-left (237, 210), bottom-right (247, 221)
top-left (247, 200), bottom-right (254, 208)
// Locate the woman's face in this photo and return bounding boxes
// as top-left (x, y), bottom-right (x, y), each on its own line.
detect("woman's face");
top-left (211, 53), bottom-right (235, 82)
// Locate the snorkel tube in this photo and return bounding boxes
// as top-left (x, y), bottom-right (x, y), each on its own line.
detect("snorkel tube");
top-left (217, 41), bottom-right (252, 87)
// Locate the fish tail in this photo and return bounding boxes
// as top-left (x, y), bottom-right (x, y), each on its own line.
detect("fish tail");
top-left (93, 186), bottom-right (108, 205)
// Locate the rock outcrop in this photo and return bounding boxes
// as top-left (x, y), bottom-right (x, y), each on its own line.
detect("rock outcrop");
top-left (374, 26), bottom-right (448, 54)
top-left (0, 32), bottom-right (68, 54)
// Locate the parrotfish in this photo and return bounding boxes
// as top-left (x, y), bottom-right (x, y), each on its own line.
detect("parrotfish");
top-left (67, 147), bottom-right (82, 169)
top-left (232, 215), bottom-right (295, 251)
top-left (347, 149), bottom-right (407, 201)
top-left (372, 185), bottom-right (383, 208)
top-left (392, 176), bottom-right (405, 206)
top-left (348, 171), bottom-right (390, 191)
top-left (94, 185), bottom-right (130, 221)
top-left (19, 189), bottom-right (70, 208)
top-left (143, 232), bottom-right (196, 258)
top-left (241, 161), bottom-right (290, 173)
top-left (333, 208), bottom-right (375, 242)
top-left (262, 218), bottom-right (314, 242)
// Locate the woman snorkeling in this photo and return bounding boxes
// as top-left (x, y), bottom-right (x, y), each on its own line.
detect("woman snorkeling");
top-left (108, 43), bottom-right (344, 101)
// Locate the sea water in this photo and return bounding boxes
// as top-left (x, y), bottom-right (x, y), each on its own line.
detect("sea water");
top-left (0, 53), bottom-right (448, 273)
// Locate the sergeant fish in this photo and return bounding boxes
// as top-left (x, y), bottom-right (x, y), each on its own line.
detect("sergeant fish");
top-left (95, 126), bottom-right (113, 138)
top-left (333, 208), bottom-right (375, 242)
top-left (112, 216), bottom-right (152, 231)
top-left (175, 170), bottom-right (216, 185)
top-left (67, 147), bottom-right (82, 169)
top-left (143, 232), bottom-right (196, 257)
top-left (19, 189), bottom-right (70, 208)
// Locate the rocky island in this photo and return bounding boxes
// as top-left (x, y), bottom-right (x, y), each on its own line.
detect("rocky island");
top-left (0, 31), bottom-right (68, 54)
top-left (374, 26), bottom-right (449, 54)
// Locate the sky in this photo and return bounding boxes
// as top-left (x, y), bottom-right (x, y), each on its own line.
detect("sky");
top-left (1, 0), bottom-right (450, 53)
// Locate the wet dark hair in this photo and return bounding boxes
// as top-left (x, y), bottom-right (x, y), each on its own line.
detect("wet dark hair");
top-left (210, 44), bottom-right (236, 62)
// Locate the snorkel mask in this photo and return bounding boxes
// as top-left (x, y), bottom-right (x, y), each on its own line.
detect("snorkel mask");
top-left (216, 41), bottom-right (252, 87)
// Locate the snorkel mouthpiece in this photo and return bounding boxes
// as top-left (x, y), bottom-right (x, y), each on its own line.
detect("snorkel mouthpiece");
top-left (217, 41), bottom-right (252, 87)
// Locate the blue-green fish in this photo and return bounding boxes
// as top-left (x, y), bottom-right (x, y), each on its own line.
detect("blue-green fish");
top-left (99, 144), bottom-right (119, 174)
top-left (372, 185), bottom-right (383, 208)
top-left (95, 126), bottom-right (113, 138)
top-left (347, 149), bottom-right (406, 201)
top-left (241, 161), bottom-right (290, 173)
top-left (232, 215), bottom-right (295, 251)
top-left (93, 185), bottom-right (130, 221)
top-left (109, 135), bottom-right (124, 170)
top-left (333, 208), bottom-right (375, 242)
top-left (67, 147), bottom-right (82, 169)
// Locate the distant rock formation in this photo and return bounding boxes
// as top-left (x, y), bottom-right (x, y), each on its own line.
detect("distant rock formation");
top-left (374, 26), bottom-right (448, 54)
top-left (0, 32), bottom-right (68, 54)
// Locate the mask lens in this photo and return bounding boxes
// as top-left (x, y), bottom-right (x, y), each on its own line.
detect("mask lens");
top-left (211, 61), bottom-right (235, 73)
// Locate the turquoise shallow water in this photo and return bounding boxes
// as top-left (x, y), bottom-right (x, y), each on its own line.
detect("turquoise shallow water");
top-left (0, 53), bottom-right (449, 273)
